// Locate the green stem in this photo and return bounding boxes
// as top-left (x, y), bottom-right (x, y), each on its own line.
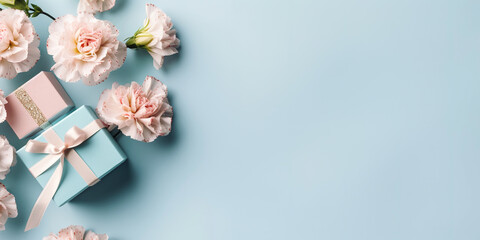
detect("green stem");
top-left (29, 7), bottom-right (55, 20)
top-left (40, 11), bottom-right (55, 20)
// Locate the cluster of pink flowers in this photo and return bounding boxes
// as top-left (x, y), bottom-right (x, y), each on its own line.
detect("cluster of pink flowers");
top-left (0, 0), bottom-right (181, 234)
top-left (1, 2), bottom-right (179, 85)
top-left (0, 1), bottom-right (179, 143)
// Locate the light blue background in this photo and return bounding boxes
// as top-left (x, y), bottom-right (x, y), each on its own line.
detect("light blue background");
top-left (1, 0), bottom-right (479, 239)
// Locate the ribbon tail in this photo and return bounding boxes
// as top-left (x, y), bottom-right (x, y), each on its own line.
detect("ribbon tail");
top-left (25, 157), bottom-right (65, 232)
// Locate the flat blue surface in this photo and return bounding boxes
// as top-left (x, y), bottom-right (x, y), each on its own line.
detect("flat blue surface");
top-left (1, 0), bottom-right (480, 239)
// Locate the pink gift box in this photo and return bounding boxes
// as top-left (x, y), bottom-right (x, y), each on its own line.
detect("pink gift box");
top-left (5, 71), bottom-right (74, 139)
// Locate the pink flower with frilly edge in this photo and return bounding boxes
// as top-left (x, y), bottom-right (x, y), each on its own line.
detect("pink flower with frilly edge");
top-left (96, 76), bottom-right (173, 142)
top-left (125, 4), bottom-right (180, 69)
top-left (0, 9), bottom-right (40, 80)
top-left (0, 183), bottom-right (17, 231)
top-left (43, 225), bottom-right (108, 240)
top-left (0, 89), bottom-right (7, 123)
top-left (0, 136), bottom-right (16, 180)
top-left (78, 0), bottom-right (116, 14)
top-left (47, 14), bottom-right (126, 85)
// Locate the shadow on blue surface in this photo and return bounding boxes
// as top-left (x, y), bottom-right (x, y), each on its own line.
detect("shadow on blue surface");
top-left (161, 29), bottom-right (183, 74)
top-left (70, 160), bottom-right (135, 204)
top-left (2, 164), bottom-right (35, 233)
top-left (157, 93), bottom-right (179, 146)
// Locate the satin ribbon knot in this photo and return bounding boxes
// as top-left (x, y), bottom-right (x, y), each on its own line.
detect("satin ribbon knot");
top-left (27, 126), bottom-right (86, 153)
top-left (24, 119), bottom-right (105, 231)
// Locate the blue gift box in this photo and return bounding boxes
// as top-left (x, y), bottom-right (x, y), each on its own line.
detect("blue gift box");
top-left (17, 105), bottom-right (127, 206)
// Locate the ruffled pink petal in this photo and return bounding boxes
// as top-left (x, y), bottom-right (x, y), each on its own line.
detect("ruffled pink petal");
top-left (0, 183), bottom-right (17, 231)
top-left (0, 9), bottom-right (40, 79)
top-left (78, 0), bottom-right (116, 14)
top-left (12, 35), bottom-right (40, 73)
top-left (47, 14), bottom-right (126, 85)
top-left (0, 136), bottom-right (16, 180)
top-left (84, 230), bottom-right (109, 240)
top-left (139, 4), bottom-right (179, 69)
top-left (57, 225), bottom-right (85, 240)
top-left (0, 90), bottom-right (7, 123)
top-left (43, 226), bottom-right (108, 240)
top-left (96, 76), bottom-right (173, 142)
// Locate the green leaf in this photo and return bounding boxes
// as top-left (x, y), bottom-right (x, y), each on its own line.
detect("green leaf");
top-left (31, 3), bottom-right (41, 12)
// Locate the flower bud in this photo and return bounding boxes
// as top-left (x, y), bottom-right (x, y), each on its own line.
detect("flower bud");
top-left (126, 25), bottom-right (154, 49)
top-left (134, 32), bottom-right (154, 47)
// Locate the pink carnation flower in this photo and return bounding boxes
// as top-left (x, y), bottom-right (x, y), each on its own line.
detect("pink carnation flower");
top-left (126, 4), bottom-right (179, 69)
top-left (0, 89), bottom-right (7, 123)
top-left (0, 183), bottom-right (17, 231)
top-left (77, 0), bottom-right (116, 14)
top-left (0, 9), bottom-right (40, 80)
top-left (0, 136), bottom-right (15, 180)
top-left (43, 225), bottom-right (108, 240)
top-left (97, 76), bottom-right (173, 142)
top-left (47, 14), bottom-right (126, 85)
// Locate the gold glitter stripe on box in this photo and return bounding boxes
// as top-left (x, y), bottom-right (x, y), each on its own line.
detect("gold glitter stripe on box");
top-left (14, 88), bottom-right (48, 126)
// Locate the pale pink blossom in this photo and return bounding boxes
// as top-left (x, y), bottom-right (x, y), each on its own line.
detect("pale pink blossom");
top-left (0, 183), bottom-right (17, 231)
top-left (47, 14), bottom-right (126, 86)
top-left (0, 89), bottom-right (7, 123)
top-left (97, 76), bottom-right (173, 142)
top-left (0, 9), bottom-right (40, 80)
top-left (43, 225), bottom-right (108, 240)
top-left (84, 230), bottom-right (109, 240)
top-left (78, 0), bottom-right (116, 14)
top-left (0, 136), bottom-right (15, 180)
top-left (126, 4), bottom-right (179, 69)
